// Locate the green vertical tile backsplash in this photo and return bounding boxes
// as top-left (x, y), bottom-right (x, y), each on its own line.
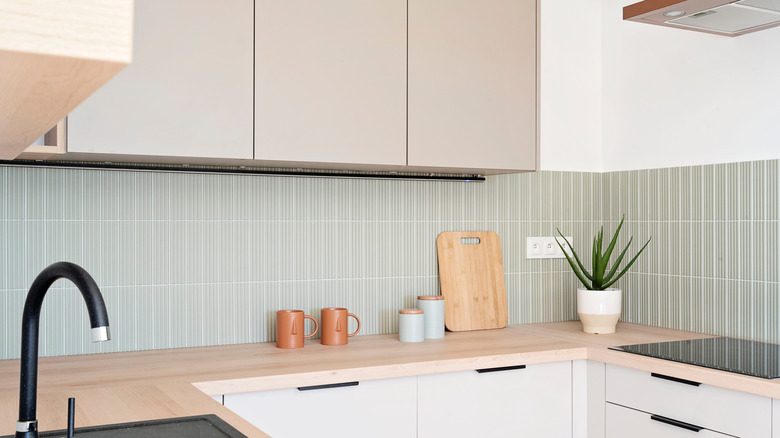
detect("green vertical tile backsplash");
top-left (612, 160), bottom-right (780, 345)
top-left (0, 159), bottom-right (778, 359)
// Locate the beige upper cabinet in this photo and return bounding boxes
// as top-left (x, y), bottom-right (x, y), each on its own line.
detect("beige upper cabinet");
top-left (38, 0), bottom-right (537, 174)
top-left (66, 0), bottom-right (254, 160)
top-left (408, 0), bottom-right (537, 173)
top-left (255, 0), bottom-right (407, 167)
top-left (0, 0), bottom-right (133, 159)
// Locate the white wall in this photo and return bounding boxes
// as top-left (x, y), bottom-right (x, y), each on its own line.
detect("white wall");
top-left (602, 0), bottom-right (780, 171)
top-left (540, 0), bottom-right (780, 172)
top-left (539, 1), bottom-right (603, 172)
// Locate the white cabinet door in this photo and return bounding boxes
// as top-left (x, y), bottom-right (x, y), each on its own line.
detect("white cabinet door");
top-left (418, 361), bottom-right (572, 438)
top-left (255, 0), bottom-right (407, 166)
top-left (223, 377), bottom-right (417, 438)
top-left (67, 0), bottom-right (254, 159)
top-left (607, 403), bottom-right (730, 438)
top-left (408, 0), bottom-right (537, 172)
top-left (774, 399), bottom-right (780, 438)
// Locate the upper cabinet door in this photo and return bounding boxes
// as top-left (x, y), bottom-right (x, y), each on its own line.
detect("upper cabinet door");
top-left (255, 1), bottom-right (407, 166)
top-left (408, 0), bottom-right (537, 172)
top-left (67, 0), bottom-right (254, 159)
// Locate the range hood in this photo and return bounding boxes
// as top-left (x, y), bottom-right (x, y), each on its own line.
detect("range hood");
top-left (624, 0), bottom-right (780, 36)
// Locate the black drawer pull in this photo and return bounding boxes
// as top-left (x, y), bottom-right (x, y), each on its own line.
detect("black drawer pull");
top-left (651, 373), bottom-right (701, 387)
top-left (297, 381), bottom-right (359, 391)
top-left (651, 414), bottom-right (704, 432)
top-left (476, 365), bottom-right (526, 374)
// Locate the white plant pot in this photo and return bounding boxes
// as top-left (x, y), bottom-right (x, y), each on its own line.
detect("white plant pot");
top-left (577, 288), bottom-right (621, 334)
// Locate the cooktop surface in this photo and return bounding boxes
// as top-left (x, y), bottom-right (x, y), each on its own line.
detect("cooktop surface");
top-left (609, 337), bottom-right (780, 379)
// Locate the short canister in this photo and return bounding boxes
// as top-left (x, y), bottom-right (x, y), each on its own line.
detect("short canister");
top-left (398, 308), bottom-right (424, 343)
top-left (417, 295), bottom-right (445, 339)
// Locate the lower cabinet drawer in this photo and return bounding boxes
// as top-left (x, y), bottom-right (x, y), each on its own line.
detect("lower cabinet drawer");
top-left (607, 403), bottom-right (730, 438)
top-left (223, 377), bottom-right (417, 438)
top-left (606, 364), bottom-right (771, 437)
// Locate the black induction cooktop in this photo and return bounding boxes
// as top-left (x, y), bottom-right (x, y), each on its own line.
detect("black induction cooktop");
top-left (609, 337), bottom-right (780, 379)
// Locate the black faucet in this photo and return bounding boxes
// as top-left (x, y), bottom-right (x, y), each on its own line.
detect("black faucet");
top-left (15, 262), bottom-right (110, 438)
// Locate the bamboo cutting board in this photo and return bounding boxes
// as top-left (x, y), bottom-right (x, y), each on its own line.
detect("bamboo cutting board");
top-left (436, 231), bottom-right (508, 331)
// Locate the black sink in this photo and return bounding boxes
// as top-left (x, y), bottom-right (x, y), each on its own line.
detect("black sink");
top-left (3, 415), bottom-right (247, 438)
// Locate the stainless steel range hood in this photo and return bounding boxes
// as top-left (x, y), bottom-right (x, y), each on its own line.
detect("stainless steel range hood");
top-left (624, 0), bottom-right (780, 36)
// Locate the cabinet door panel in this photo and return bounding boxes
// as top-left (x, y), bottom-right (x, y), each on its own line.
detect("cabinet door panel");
top-left (607, 403), bottom-right (729, 438)
top-left (418, 361), bottom-right (571, 438)
top-left (255, 0), bottom-right (407, 166)
top-left (223, 377), bottom-right (416, 438)
top-left (408, 0), bottom-right (537, 171)
top-left (68, 0), bottom-right (254, 159)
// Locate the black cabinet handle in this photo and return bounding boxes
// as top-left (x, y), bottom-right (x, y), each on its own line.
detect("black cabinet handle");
top-left (651, 414), bottom-right (704, 432)
top-left (476, 365), bottom-right (526, 374)
top-left (297, 381), bottom-right (359, 391)
top-left (651, 372), bottom-right (701, 387)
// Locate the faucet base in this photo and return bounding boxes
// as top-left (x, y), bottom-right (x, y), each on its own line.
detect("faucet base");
top-left (15, 419), bottom-right (37, 438)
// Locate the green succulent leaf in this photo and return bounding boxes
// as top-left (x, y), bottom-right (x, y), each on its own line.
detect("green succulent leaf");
top-left (601, 236), bottom-right (652, 290)
top-left (556, 229), bottom-right (594, 282)
top-left (560, 246), bottom-right (592, 289)
top-left (558, 216), bottom-right (652, 291)
top-left (593, 228), bottom-right (605, 287)
top-left (600, 216), bottom-right (625, 275)
top-left (602, 236), bottom-right (633, 283)
top-left (593, 233), bottom-right (601, 288)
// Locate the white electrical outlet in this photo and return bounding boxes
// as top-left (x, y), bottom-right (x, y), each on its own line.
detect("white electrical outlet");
top-left (526, 236), bottom-right (573, 259)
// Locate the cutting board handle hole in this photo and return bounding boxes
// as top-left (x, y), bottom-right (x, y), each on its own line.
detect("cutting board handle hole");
top-left (460, 237), bottom-right (481, 245)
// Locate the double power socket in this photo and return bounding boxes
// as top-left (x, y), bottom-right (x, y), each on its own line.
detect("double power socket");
top-left (526, 236), bottom-right (573, 259)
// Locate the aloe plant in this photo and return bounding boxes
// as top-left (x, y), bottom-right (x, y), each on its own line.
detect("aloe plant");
top-left (556, 216), bottom-right (651, 291)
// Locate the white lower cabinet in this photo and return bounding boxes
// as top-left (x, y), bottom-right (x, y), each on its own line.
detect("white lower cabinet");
top-left (219, 361), bottom-right (773, 437)
top-left (223, 377), bottom-right (417, 438)
top-left (606, 364), bottom-right (771, 438)
top-left (607, 403), bottom-right (730, 437)
top-left (417, 361), bottom-right (573, 438)
top-left (774, 399), bottom-right (780, 438)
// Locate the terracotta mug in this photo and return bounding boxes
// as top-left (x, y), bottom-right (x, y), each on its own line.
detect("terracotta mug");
top-left (276, 310), bottom-right (318, 349)
top-left (320, 307), bottom-right (361, 346)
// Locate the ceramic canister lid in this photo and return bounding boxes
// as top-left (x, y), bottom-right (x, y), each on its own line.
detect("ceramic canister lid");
top-left (399, 308), bottom-right (424, 314)
top-left (417, 295), bottom-right (444, 300)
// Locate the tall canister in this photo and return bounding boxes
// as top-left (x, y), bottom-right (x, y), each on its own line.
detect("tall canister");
top-left (417, 295), bottom-right (445, 339)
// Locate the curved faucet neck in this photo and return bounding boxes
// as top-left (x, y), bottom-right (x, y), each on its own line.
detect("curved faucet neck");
top-left (16, 262), bottom-right (110, 438)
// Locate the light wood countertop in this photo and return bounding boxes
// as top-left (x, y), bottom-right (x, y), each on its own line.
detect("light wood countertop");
top-left (1, 321), bottom-right (778, 436)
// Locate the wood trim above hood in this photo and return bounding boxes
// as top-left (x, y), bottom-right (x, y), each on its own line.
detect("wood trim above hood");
top-left (624, 0), bottom-right (780, 36)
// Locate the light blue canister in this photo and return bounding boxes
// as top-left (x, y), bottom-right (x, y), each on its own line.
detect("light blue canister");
top-left (417, 295), bottom-right (445, 339)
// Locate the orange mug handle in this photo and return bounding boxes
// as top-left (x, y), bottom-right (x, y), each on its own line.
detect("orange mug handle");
top-left (304, 315), bottom-right (319, 339)
top-left (347, 313), bottom-right (361, 337)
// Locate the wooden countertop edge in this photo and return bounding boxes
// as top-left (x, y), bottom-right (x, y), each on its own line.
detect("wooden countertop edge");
top-left (588, 347), bottom-right (780, 399)
top-left (193, 346), bottom-right (589, 395)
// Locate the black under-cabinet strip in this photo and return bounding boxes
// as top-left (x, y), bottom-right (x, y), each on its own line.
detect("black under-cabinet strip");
top-left (297, 381), bottom-right (359, 391)
top-left (651, 372), bottom-right (701, 387)
top-left (650, 414), bottom-right (704, 432)
top-left (1, 160), bottom-right (485, 182)
top-left (476, 365), bottom-right (526, 374)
